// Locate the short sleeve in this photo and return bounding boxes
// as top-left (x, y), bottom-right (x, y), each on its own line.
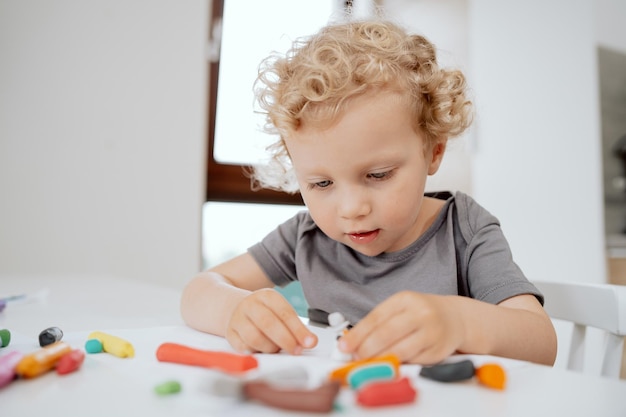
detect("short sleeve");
top-left (455, 193), bottom-right (544, 305)
top-left (247, 211), bottom-right (307, 287)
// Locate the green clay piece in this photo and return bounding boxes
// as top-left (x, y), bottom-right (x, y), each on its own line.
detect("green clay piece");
top-left (154, 380), bottom-right (182, 396)
top-left (0, 329), bottom-right (10, 347)
top-left (85, 338), bottom-right (103, 353)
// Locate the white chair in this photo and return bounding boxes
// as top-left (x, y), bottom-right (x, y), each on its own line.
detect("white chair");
top-left (534, 280), bottom-right (626, 378)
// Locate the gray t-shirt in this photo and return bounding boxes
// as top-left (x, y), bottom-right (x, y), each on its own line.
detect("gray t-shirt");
top-left (248, 191), bottom-right (542, 325)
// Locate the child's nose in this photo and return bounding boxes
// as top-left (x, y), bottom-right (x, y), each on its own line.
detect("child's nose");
top-left (338, 187), bottom-right (371, 219)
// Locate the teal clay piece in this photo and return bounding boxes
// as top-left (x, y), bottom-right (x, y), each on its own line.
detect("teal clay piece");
top-left (85, 338), bottom-right (103, 353)
top-left (0, 329), bottom-right (10, 347)
top-left (347, 363), bottom-right (396, 390)
top-left (154, 380), bottom-right (182, 396)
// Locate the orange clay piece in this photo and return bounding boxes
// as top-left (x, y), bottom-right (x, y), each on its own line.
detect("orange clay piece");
top-left (156, 342), bottom-right (258, 373)
top-left (475, 363), bottom-right (506, 390)
top-left (329, 354), bottom-right (400, 386)
top-left (15, 341), bottom-right (72, 378)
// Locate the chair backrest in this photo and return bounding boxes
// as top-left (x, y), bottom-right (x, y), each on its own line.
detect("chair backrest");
top-left (534, 280), bottom-right (626, 378)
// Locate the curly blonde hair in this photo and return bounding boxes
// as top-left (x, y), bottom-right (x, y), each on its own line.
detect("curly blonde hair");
top-left (251, 19), bottom-right (473, 193)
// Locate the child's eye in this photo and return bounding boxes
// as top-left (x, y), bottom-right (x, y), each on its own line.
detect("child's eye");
top-left (309, 180), bottom-right (333, 189)
top-left (367, 171), bottom-right (392, 180)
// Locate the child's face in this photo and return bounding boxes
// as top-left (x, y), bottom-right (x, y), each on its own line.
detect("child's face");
top-left (286, 90), bottom-right (445, 256)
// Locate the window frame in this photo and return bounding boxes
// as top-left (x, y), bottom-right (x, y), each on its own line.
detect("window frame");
top-left (205, 0), bottom-right (303, 205)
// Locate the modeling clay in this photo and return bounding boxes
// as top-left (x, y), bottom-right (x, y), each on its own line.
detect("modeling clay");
top-left (419, 359), bottom-right (476, 382)
top-left (356, 376), bottom-right (417, 407)
top-left (329, 354), bottom-right (400, 385)
top-left (156, 342), bottom-right (258, 373)
top-left (15, 341), bottom-right (72, 378)
top-left (420, 359), bottom-right (507, 390)
top-left (154, 380), bottom-right (182, 396)
top-left (347, 362), bottom-right (396, 389)
top-left (0, 351), bottom-right (23, 388)
top-left (243, 380), bottom-right (341, 413)
top-left (39, 326), bottom-right (63, 347)
top-left (212, 366), bottom-right (310, 398)
top-left (84, 338), bottom-right (103, 353)
top-left (88, 331), bottom-right (134, 358)
top-left (475, 363), bottom-right (506, 390)
top-left (0, 329), bottom-right (10, 347)
top-left (56, 349), bottom-right (85, 375)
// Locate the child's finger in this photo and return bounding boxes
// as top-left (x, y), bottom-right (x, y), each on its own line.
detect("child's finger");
top-left (229, 289), bottom-right (317, 355)
top-left (278, 310), bottom-right (318, 351)
top-left (339, 297), bottom-right (401, 354)
top-left (250, 306), bottom-right (311, 354)
top-left (227, 321), bottom-right (278, 354)
top-left (256, 290), bottom-right (317, 353)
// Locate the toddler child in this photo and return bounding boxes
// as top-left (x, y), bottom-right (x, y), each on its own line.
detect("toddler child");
top-left (181, 19), bottom-right (557, 366)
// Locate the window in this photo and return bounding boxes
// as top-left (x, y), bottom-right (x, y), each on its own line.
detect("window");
top-left (206, 0), bottom-right (341, 205)
top-left (203, 0), bottom-right (357, 314)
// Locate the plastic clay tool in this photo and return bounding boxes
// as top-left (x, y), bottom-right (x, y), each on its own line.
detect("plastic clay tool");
top-left (39, 326), bottom-right (64, 347)
top-left (328, 312), bottom-right (352, 361)
top-left (243, 380), bottom-right (341, 413)
top-left (329, 354), bottom-right (400, 386)
top-left (56, 349), bottom-right (85, 375)
top-left (15, 341), bottom-right (72, 378)
top-left (0, 351), bottom-right (24, 388)
top-left (156, 342), bottom-right (258, 373)
top-left (88, 331), bottom-right (134, 358)
top-left (356, 376), bottom-right (417, 407)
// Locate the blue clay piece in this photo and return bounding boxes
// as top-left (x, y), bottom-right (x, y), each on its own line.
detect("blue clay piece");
top-left (85, 338), bottom-right (103, 353)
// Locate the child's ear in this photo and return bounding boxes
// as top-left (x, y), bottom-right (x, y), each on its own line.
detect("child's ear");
top-left (427, 140), bottom-right (447, 175)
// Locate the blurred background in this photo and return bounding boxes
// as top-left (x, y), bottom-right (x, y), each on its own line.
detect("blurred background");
top-left (1, 0), bottom-right (625, 295)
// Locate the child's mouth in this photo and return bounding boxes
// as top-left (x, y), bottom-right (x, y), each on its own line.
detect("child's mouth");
top-left (348, 230), bottom-right (380, 244)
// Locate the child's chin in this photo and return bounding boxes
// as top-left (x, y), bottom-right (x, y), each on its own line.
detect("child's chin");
top-left (349, 244), bottom-right (384, 257)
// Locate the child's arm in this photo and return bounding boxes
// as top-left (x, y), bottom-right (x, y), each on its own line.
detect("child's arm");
top-left (337, 292), bottom-right (557, 366)
top-left (180, 253), bottom-right (317, 355)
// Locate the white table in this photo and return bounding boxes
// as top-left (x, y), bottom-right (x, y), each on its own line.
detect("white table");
top-left (2, 274), bottom-right (626, 417)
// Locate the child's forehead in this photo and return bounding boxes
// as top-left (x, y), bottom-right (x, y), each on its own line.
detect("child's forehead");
top-left (287, 92), bottom-right (423, 156)
top-left (296, 87), bottom-right (411, 131)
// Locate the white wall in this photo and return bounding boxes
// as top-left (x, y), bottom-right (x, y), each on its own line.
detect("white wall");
top-left (1, 0), bottom-right (621, 292)
top-left (383, 0), bottom-right (473, 195)
top-left (468, 0), bottom-right (606, 285)
top-left (384, 0), bottom-right (607, 285)
top-left (0, 0), bottom-right (208, 288)
top-left (595, 0), bottom-right (626, 53)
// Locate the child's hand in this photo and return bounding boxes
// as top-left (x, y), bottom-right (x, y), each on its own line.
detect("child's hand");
top-left (225, 288), bottom-right (318, 355)
top-left (337, 291), bottom-right (465, 365)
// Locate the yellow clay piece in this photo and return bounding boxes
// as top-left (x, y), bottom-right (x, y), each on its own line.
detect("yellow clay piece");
top-left (88, 331), bottom-right (134, 358)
